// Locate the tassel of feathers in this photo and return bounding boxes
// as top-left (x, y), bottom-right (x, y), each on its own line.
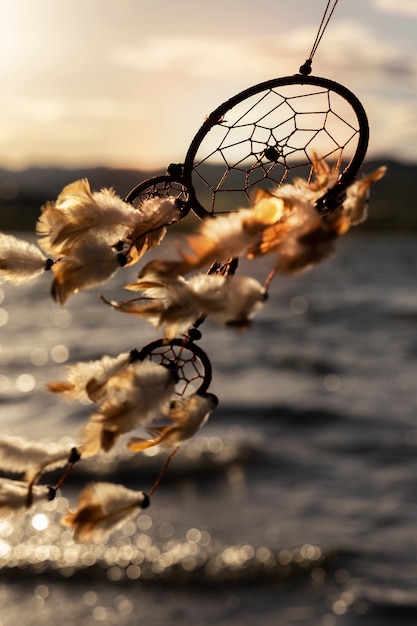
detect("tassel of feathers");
top-left (104, 260), bottom-right (267, 338)
top-left (79, 361), bottom-right (178, 457)
top-left (62, 482), bottom-right (149, 542)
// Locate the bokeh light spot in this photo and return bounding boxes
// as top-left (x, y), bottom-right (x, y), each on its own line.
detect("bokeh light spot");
top-left (16, 373), bottom-right (36, 392)
top-left (32, 513), bottom-right (49, 531)
top-left (30, 348), bottom-right (49, 366)
top-left (137, 515), bottom-right (152, 531)
top-left (51, 309), bottom-right (72, 328)
top-left (323, 374), bottom-right (342, 392)
top-left (50, 344), bottom-right (70, 363)
top-left (290, 295), bottom-right (309, 315)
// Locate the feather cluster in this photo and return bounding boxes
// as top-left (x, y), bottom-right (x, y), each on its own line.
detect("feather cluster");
top-left (37, 179), bottom-right (179, 258)
top-left (74, 360), bottom-right (178, 457)
top-left (105, 260), bottom-right (267, 339)
top-left (49, 354), bottom-right (178, 456)
top-left (0, 434), bottom-right (79, 517)
top-left (0, 179), bottom-right (180, 303)
top-left (173, 156), bottom-right (386, 280)
top-left (41, 180), bottom-right (180, 304)
top-left (128, 391), bottom-right (218, 452)
top-left (48, 351), bottom-right (219, 458)
top-left (62, 482), bottom-right (149, 542)
top-left (247, 163), bottom-right (387, 275)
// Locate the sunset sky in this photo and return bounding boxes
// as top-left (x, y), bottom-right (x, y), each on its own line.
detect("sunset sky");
top-left (1, 0), bottom-right (416, 171)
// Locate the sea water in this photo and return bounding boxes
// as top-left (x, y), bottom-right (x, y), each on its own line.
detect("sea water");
top-left (0, 234), bottom-right (417, 625)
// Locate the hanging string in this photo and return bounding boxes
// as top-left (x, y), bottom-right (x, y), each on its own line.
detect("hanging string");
top-left (299, 0), bottom-right (340, 75)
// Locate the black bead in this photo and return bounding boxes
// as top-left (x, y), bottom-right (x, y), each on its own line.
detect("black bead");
top-left (264, 147), bottom-right (280, 162)
top-left (188, 328), bottom-right (202, 341)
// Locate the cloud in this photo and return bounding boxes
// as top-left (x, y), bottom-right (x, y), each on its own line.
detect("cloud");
top-left (295, 21), bottom-right (416, 82)
top-left (110, 37), bottom-right (271, 81)
top-left (110, 21), bottom-right (416, 85)
top-left (366, 96), bottom-right (417, 161)
top-left (373, 0), bottom-right (417, 17)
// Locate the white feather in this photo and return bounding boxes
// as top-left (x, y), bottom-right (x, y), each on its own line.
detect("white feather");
top-left (177, 199), bottom-right (284, 271)
top-left (37, 179), bottom-right (139, 256)
top-left (128, 196), bottom-right (181, 254)
top-left (47, 351), bottom-right (132, 403)
top-left (0, 479), bottom-right (54, 519)
top-left (80, 361), bottom-right (177, 456)
top-left (128, 392), bottom-right (218, 451)
top-left (0, 434), bottom-right (72, 484)
top-left (51, 237), bottom-right (120, 304)
top-left (114, 271), bottom-right (266, 337)
top-left (0, 232), bottom-right (49, 285)
top-left (62, 482), bottom-right (149, 542)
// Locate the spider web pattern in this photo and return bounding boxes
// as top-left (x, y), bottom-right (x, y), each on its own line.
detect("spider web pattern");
top-left (184, 81), bottom-right (365, 217)
top-left (137, 339), bottom-right (212, 396)
top-left (124, 175), bottom-right (191, 214)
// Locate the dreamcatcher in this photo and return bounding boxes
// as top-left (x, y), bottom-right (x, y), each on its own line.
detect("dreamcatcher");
top-left (129, 0), bottom-right (370, 404)
top-left (0, 0), bottom-right (383, 532)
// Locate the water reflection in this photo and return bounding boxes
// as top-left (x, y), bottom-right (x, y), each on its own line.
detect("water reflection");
top-left (0, 488), bottom-right (329, 586)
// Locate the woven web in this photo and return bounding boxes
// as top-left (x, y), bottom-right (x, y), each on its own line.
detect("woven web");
top-left (125, 175), bottom-right (190, 211)
top-left (138, 340), bottom-right (211, 396)
top-left (188, 83), bottom-right (362, 215)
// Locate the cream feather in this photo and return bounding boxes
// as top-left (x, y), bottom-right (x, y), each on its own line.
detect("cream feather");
top-left (177, 197), bottom-right (285, 272)
top-left (51, 237), bottom-right (121, 305)
top-left (0, 434), bottom-right (73, 485)
top-left (127, 196), bottom-right (181, 261)
top-left (128, 392), bottom-right (218, 452)
top-left (0, 479), bottom-right (55, 519)
top-left (37, 179), bottom-right (139, 256)
top-left (0, 232), bottom-right (51, 285)
top-left (62, 482), bottom-right (149, 542)
top-left (342, 166), bottom-right (387, 225)
top-left (80, 361), bottom-right (177, 456)
top-left (107, 270), bottom-right (266, 338)
top-left (47, 351), bottom-right (132, 403)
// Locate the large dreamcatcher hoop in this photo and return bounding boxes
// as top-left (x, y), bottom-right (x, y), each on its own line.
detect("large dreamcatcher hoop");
top-left (182, 74), bottom-right (369, 218)
top-left (125, 73), bottom-right (369, 221)
top-left (123, 2), bottom-right (368, 221)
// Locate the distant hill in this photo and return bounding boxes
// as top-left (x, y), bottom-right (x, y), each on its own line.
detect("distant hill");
top-left (0, 159), bottom-right (415, 232)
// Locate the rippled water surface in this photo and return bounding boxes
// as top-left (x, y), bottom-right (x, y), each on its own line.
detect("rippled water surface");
top-left (1, 234), bottom-right (417, 625)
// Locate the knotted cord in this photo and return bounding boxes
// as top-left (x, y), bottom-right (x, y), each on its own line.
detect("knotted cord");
top-left (299, 0), bottom-right (341, 75)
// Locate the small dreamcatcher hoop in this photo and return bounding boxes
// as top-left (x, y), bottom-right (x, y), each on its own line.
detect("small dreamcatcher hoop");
top-left (134, 338), bottom-right (213, 396)
top-left (181, 74), bottom-right (369, 219)
top-left (124, 173), bottom-right (192, 221)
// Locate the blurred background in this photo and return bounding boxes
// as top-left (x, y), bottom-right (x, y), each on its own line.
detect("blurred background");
top-left (0, 0), bottom-right (416, 232)
top-left (1, 2), bottom-right (417, 625)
